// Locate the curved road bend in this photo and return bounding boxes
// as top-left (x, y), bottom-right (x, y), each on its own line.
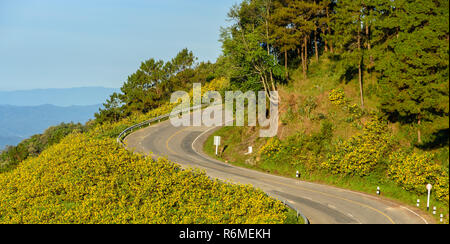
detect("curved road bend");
top-left (124, 119), bottom-right (430, 224)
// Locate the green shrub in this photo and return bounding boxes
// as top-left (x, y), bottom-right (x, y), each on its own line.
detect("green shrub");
top-left (322, 117), bottom-right (393, 176)
top-left (299, 96), bottom-right (318, 117)
top-left (388, 152), bottom-right (449, 203)
top-left (259, 137), bottom-right (282, 157)
top-left (0, 123), bottom-right (86, 173)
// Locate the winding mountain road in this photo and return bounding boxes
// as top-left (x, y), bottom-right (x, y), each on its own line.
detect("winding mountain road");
top-left (124, 116), bottom-right (430, 224)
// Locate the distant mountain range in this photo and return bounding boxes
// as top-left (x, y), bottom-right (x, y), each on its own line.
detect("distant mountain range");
top-left (0, 87), bottom-right (118, 149)
top-left (0, 104), bottom-right (101, 149)
top-left (0, 87), bottom-right (119, 106)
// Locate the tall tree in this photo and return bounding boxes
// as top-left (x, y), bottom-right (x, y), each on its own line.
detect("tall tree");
top-left (375, 0), bottom-right (449, 145)
top-left (321, 0), bottom-right (335, 53)
top-left (288, 0), bottom-right (318, 78)
top-left (332, 0), bottom-right (366, 108)
top-left (270, 0), bottom-right (298, 79)
top-left (221, 1), bottom-right (284, 103)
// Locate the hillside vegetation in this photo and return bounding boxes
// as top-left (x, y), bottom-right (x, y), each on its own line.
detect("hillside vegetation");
top-left (0, 0), bottom-right (447, 223)
top-left (0, 122), bottom-right (87, 173)
top-left (0, 71), bottom-right (298, 224)
top-left (203, 0), bottom-right (449, 222)
top-left (0, 133), bottom-right (289, 224)
top-left (206, 59), bottom-right (448, 207)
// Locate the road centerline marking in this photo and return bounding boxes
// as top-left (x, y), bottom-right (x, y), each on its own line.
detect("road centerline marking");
top-left (166, 127), bottom-right (192, 156)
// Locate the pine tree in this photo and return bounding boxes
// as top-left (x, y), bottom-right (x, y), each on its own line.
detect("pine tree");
top-left (332, 0), bottom-right (366, 108)
top-left (375, 0), bottom-right (449, 146)
top-left (288, 0), bottom-right (318, 78)
top-left (270, 0), bottom-right (298, 79)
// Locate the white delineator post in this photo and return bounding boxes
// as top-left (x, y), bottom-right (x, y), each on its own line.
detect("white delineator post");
top-left (426, 184), bottom-right (432, 211)
top-left (214, 136), bottom-right (221, 156)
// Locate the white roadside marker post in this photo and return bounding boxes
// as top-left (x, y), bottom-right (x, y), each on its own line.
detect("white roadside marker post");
top-left (245, 146), bottom-right (253, 155)
top-left (296, 171), bottom-right (300, 178)
top-left (440, 214), bottom-right (444, 223)
top-left (417, 199), bottom-right (420, 207)
top-left (377, 187), bottom-right (381, 196)
top-left (432, 207), bottom-right (437, 215)
top-left (426, 184), bottom-right (432, 211)
top-left (214, 136), bottom-right (221, 156)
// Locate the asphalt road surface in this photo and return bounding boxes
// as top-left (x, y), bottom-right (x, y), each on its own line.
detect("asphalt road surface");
top-left (124, 118), bottom-right (431, 224)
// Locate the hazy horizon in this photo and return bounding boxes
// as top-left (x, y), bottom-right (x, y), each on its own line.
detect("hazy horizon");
top-left (0, 86), bottom-right (120, 92)
top-left (0, 0), bottom-right (236, 91)
top-left (0, 87), bottom-right (119, 106)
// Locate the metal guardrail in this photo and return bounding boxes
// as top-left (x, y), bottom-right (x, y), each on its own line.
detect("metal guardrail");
top-left (117, 104), bottom-right (204, 146)
top-left (117, 104), bottom-right (310, 224)
top-left (284, 200), bottom-right (310, 224)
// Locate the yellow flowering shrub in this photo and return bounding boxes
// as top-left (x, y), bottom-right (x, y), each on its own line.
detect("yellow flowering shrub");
top-left (322, 117), bottom-right (392, 176)
top-left (388, 152), bottom-right (449, 202)
top-left (0, 133), bottom-right (288, 224)
top-left (88, 102), bottom-right (177, 139)
top-left (328, 88), bottom-right (348, 107)
top-left (329, 89), bottom-right (363, 121)
top-left (259, 137), bottom-right (282, 158)
top-left (203, 77), bottom-right (230, 92)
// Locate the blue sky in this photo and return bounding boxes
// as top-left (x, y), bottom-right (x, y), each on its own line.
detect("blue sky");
top-left (0, 0), bottom-right (237, 91)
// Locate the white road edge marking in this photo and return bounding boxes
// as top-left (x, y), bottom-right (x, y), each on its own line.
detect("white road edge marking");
top-left (400, 206), bottom-right (429, 224)
top-left (347, 213), bottom-right (362, 224)
top-left (191, 126), bottom-right (218, 155)
top-left (328, 204), bottom-right (337, 210)
top-left (190, 125), bottom-right (387, 225)
top-left (191, 118), bottom-right (234, 156)
top-left (189, 120), bottom-right (428, 225)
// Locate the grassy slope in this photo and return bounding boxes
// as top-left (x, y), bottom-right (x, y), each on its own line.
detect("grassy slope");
top-left (204, 57), bottom-right (449, 224)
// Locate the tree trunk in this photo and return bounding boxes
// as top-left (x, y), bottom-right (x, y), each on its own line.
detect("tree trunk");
top-left (358, 63), bottom-right (364, 109)
top-left (418, 119), bottom-right (422, 144)
top-left (366, 24), bottom-right (373, 67)
top-left (265, 14), bottom-right (270, 55)
top-left (366, 24), bottom-right (371, 51)
top-left (326, 7), bottom-right (333, 53)
top-left (314, 30), bottom-right (319, 62)
top-left (303, 36), bottom-right (308, 79)
top-left (299, 47), bottom-right (305, 79)
top-left (330, 40), bottom-right (334, 53)
top-left (285, 50), bottom-right (288, 79)
top-left (358, 26), bottom-right (365, 109)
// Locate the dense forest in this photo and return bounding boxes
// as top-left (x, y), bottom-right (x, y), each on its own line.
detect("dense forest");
top-left (218, 0), bottom-right (448, 147)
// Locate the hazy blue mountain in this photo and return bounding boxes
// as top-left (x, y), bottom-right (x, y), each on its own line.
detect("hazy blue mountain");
top-left (0, 87), bottom-right (119, 106)
top-left (0, 104), bottom-right (101, 149)
top-left (0, 135), bottom-right (24, 150)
